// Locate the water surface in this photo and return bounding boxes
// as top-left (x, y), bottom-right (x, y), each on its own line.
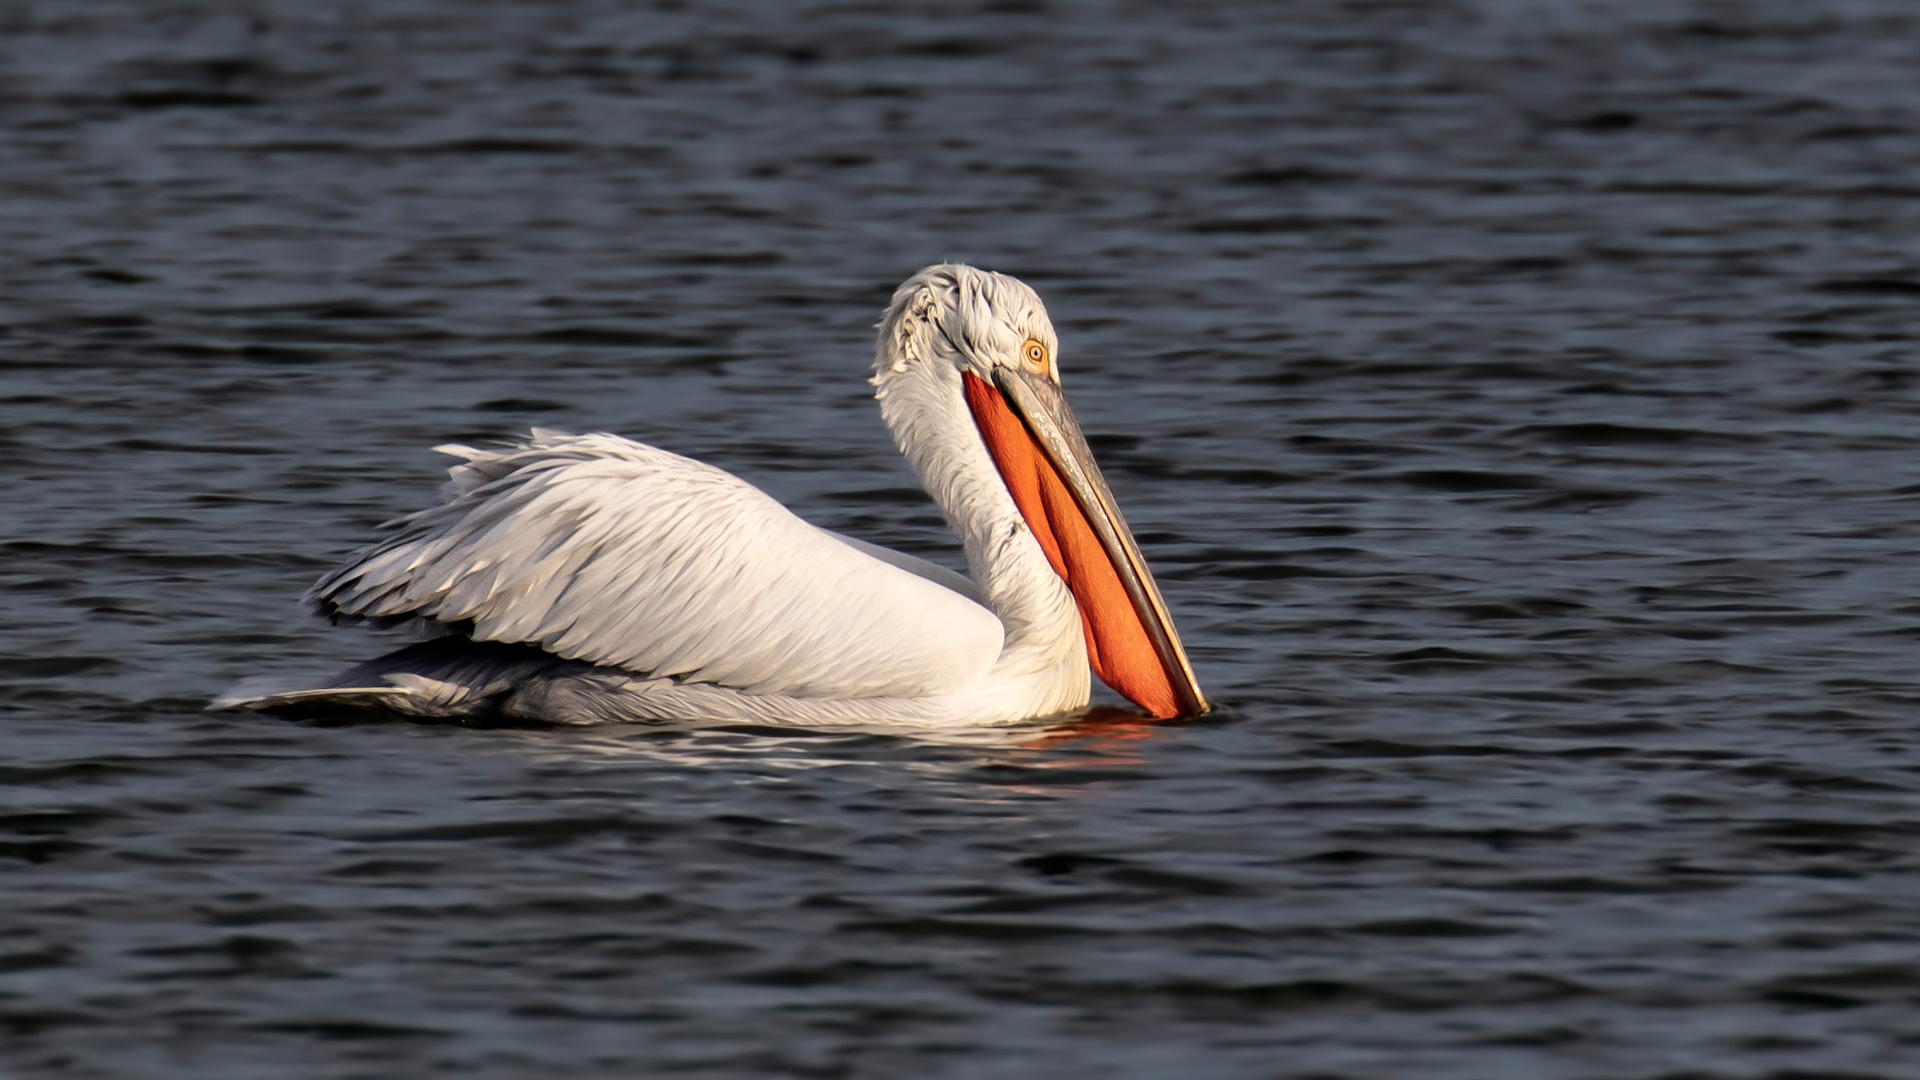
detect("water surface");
top-left (5, 1), bottom-right (1920, 1076)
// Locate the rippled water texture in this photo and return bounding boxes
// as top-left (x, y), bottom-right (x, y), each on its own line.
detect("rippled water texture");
top-left (6, 1), bottom-right (1920, 1076)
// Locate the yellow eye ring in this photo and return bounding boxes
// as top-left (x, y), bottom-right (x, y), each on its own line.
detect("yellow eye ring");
top-left (1022, 339), bottom-right (1048, 374)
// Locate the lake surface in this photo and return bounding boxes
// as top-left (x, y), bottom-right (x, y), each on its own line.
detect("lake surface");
top-left (5, 1), bottom-right (1920, 1076)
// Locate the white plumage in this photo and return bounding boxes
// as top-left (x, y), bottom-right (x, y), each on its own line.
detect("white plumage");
top-left (220, 264), bottom-right (1204, 726)
top-left (314, 431), bottom-right (1005, 699)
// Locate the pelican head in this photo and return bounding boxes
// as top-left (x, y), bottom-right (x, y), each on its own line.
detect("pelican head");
top-left (872, 264), bottom-right (1208, 720)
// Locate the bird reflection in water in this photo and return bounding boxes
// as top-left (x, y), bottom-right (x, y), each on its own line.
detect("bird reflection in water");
top-left (1019, 705), bottom-right (1178, 757)
top-left (494, 704), bottom-right (1186, 779)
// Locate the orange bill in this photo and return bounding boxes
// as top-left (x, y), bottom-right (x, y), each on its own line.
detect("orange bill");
top-left (963, 369), bottom-right (1207, 719)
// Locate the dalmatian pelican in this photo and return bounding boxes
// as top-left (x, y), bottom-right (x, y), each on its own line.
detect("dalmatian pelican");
top-left (219, 264), bottom-right (1207, 725)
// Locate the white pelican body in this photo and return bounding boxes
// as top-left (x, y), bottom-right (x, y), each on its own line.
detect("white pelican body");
top-left (222, 265), bottom-right (1206, 726)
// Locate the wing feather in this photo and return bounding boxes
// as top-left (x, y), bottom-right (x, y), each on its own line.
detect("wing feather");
top-left (309, 431), bottom-right (1005, 699)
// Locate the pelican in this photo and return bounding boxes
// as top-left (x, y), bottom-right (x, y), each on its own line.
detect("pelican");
top-left (219, 265), bottom-right (1207, 725)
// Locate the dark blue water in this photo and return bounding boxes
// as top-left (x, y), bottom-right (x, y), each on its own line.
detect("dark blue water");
top-left (7, 1), bottom-right (1920, 1076)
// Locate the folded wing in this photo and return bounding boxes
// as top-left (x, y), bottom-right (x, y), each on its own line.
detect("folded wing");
top-left (309, 430), bottom-right (1005, 699)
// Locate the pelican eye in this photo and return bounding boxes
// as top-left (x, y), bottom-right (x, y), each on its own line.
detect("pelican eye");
top-left (1021, 339), bottom-right (1049, 375)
